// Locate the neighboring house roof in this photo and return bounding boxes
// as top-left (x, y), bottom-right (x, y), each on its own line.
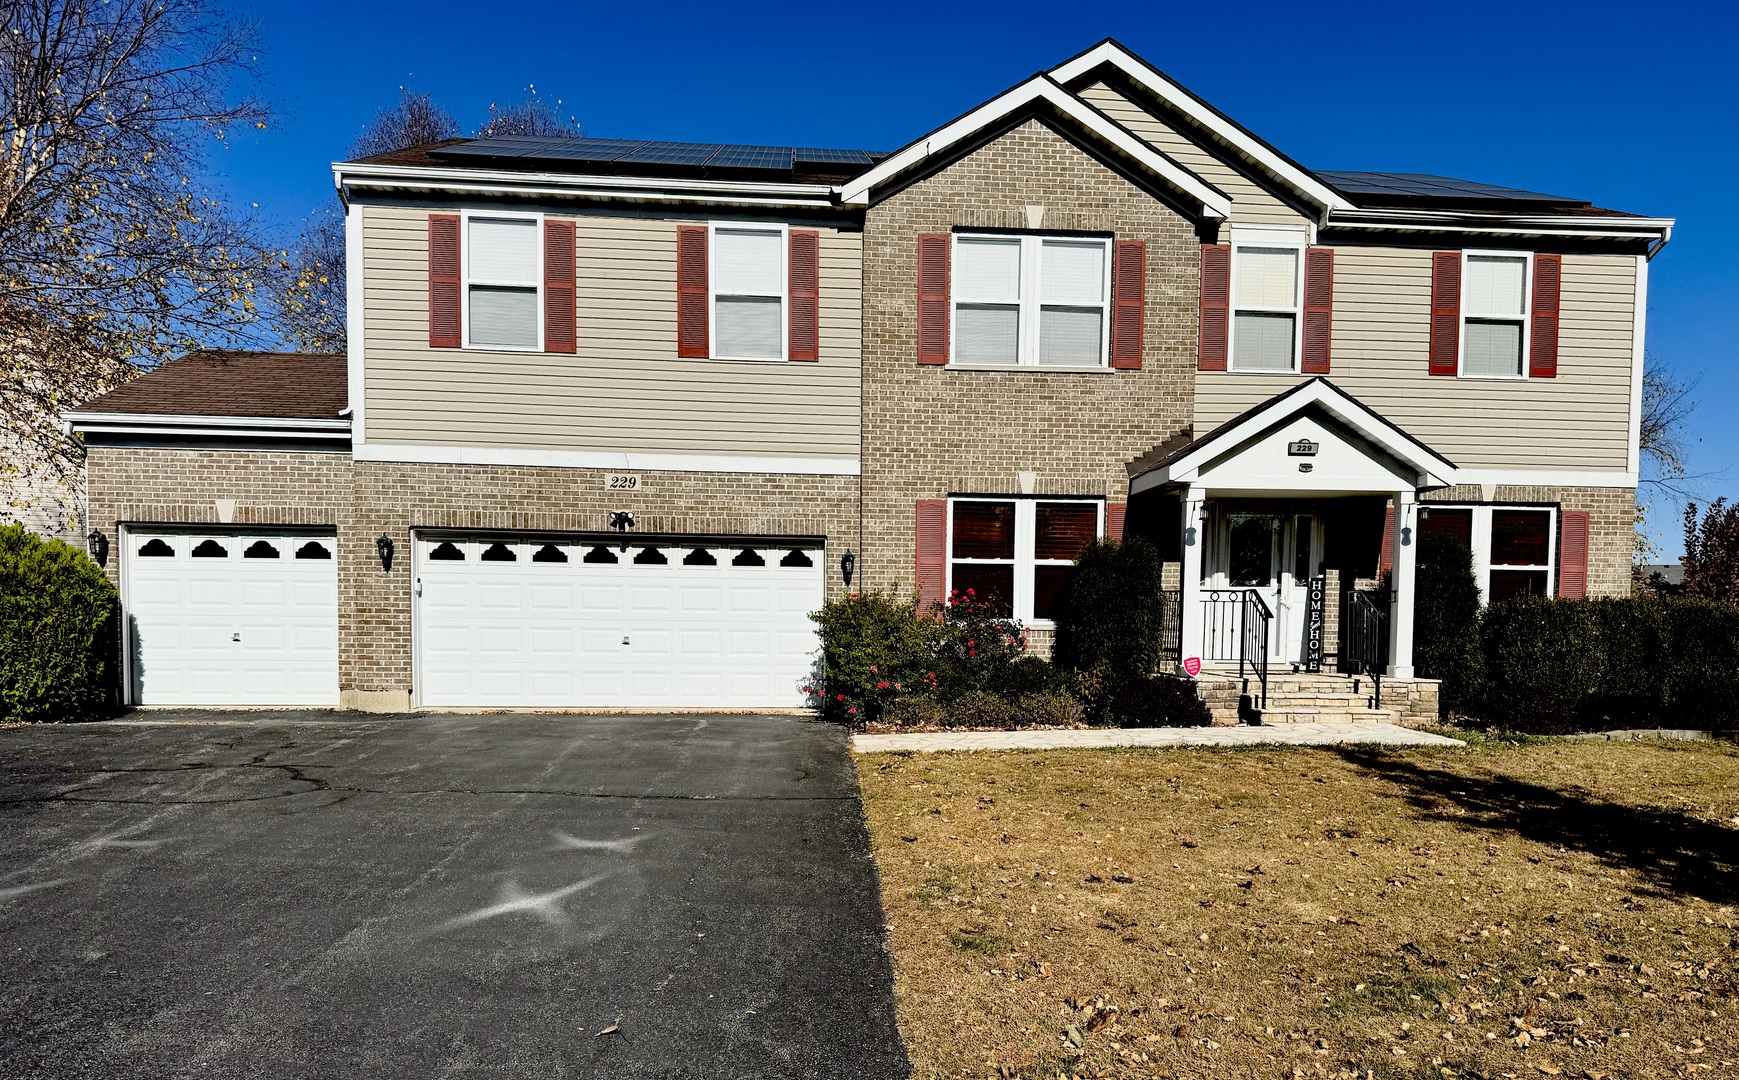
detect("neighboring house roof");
top-left (73, 351), bottom-right (347, 419)
top-left (1639, 563), bottom-right (1685, 586)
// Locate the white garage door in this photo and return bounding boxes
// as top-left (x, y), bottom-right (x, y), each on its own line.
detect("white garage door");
top-left (123, 530), bottom-right (340, 707)
top-left (415, 535), bottom-right (824, 709)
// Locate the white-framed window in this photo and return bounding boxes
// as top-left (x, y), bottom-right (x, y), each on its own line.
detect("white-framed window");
top-left (710, 222), bottom-right (787, 361)
top-left (946, 497), bottom-right (1103, 624)
top-left (463, 210), bottom-right (543, 350)
top-left (1460, 250), bottom-right (1532, 379)
top-left (951, 233), bottom-right (1111, 367)
top-left (1229, 227), bottom-right (1305, 372)
top-left (1419, 503), bottom-right (1556, 604)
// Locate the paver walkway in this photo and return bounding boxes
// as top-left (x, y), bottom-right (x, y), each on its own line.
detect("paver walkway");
top-left (853, 722), bottom-right (1464, 752)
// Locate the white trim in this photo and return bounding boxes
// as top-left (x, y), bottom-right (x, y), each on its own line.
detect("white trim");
top-left (64, 411), bottom-right (351, 441)
top-left (346, 201), bottom-right (365, 445)
top-left (351, 441), bottom-right (860, 476)
top-left (945, 496), bottom-right (1104, 627)
top-left (1448, 467), bottom-right (1637, 489)
top-left (1627, 253), bottom-right (1649, 475)
top-left (335, 162), bottom-right (838, 210)
top-left (1325, 209), bottom-right (1673, 243)
top-left (1227, 227), bottom-right (1307, 374)
top-left (707, 220), bottom-right (789, 362)
top-left (1457, 249), bottom-right (1533, 380)
top-left (461, 209), bottom-right (544, 352)
top-left (1049, 42), bottom-right (1351, 215)
top-left (839, 76), bottom-right (1231, 218)
top-left (947, 233), bottom-right (1113, 368)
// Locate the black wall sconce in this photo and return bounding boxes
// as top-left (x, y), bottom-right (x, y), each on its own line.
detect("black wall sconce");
top-left (840, 549), bottom-right (856, 587)
top-left (376, 535), bottom-right (394, 572)
top-left (86, 529), bottom-right (109, 568)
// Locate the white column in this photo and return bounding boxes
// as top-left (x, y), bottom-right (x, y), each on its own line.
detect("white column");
top-left (1388, 489), bottom-right (1417, 679)
top-left (1179, 487), bottom-right (1207, 669)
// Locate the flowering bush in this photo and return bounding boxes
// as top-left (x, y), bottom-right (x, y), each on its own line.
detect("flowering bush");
top-left (929, 588), bottom-right (1029, 700)
top-left (807, 592), bottom-right (943, 724)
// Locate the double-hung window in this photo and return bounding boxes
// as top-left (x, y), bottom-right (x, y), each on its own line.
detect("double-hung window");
top-left (711, 224), bottom-right (786, 360)
top-left (1461, 252), bottom-right (1530, 377)
top-left (947, 498), bottom-right (1102, 623)
top-left (952, 234), bottom-right (1110, 366)
top-left (1230, 232), bottom-right (1303, 372)
top-left (1419, 504), bottom-right (1555, 604)
top-left (465, 213), bottom-right (542, 349)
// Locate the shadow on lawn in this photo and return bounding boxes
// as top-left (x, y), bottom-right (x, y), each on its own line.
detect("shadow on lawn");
top-left (1333, 747), bottom-right (1739, 905)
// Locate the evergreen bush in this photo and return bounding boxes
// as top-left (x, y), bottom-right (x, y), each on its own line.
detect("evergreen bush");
top-left (0, 524), bottom-right (118, 723)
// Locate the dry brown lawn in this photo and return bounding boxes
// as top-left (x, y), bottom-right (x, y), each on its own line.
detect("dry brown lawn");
top-left (857, 736), bottom-right (1739, 1080)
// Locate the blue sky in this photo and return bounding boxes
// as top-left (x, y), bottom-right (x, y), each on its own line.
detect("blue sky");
top-left (211, 0), bottom-right (1736, 556)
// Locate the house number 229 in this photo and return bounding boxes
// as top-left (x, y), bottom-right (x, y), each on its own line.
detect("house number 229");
top-left (606, 474), bottom-right (641, 491)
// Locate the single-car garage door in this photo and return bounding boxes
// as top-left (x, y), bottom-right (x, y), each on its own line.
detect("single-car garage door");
top-left (123, 530), bottom-right (340, 706)
top-left (415, 535), bottom-right (824, 709)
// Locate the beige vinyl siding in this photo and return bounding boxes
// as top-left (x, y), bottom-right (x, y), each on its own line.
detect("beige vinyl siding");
top-left (1078, 82), bottom-right (1310, 228)
top-left (360, 203), bottom-right (861, 459)
top-left (1194, 249), bottom-right (1637, 469)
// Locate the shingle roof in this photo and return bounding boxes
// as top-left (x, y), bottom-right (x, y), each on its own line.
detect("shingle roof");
top-left (75, 351), bottom-right (347, 419)
top-left (343, 136), bottom-right (887, 184)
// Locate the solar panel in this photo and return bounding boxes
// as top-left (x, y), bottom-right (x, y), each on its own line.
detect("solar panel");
top-left (525, 138), bottom-right (649, 162)
top-left (616, 142), bottom-right (724, 166)
top-left (437, 136), bottom-right (574, 159)
top-left (1318, 171), bottom-right (1584, 206)
top-left (793, 147), bottom-right (874, 165)
top-left (703, 145), bottom-right (793, 170)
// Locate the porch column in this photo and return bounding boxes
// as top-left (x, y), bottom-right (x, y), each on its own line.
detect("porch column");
top-left (1388, 489), bottom-right (1417, 679)
top-left (1179, 486), bottom-right (1206, 668)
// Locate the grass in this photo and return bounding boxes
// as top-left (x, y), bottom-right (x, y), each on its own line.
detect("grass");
top-left (857, 737), bottom-right (1739, 1079)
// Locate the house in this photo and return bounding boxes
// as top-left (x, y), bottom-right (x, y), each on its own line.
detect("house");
top-left (63, 40), bottom-right (1667, 714)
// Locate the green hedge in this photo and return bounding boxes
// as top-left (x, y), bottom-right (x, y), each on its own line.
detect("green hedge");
top-left (0, 524), bottom-right (118, 722)
top-left (1411, 530), bottom-right (1483, 713)
top-left (1052, 537), bottom-right (1167, 682)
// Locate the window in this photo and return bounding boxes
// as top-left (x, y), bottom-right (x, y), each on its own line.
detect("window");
top-left (711, 224), bottom-right (785, 359)
top-left (1419, 504), bottom-right (1554, 603)
top-left (947, 498), bottom-right (1103, 622)
top-left (466, 214), bottom-right (541, 349)
top-left (1230, 237), bottom-right (1302, 372)
top-left (951, 234), bottom-right (1110, 366)
top-left (1461, 252), bottom-right (1529, 377)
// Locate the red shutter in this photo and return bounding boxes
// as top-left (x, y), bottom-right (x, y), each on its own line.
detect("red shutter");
top-left (676, 225), bottom-right (709, 358)
top-left (1111, 241), bottom-right (1145, 370)
top-left (917, 234), bottom-right (949, 365)
top-left (1558, 509), bottom-right (1590, 599)
top-left (428, 214), bottom-right (461, 348)
top-left (543, 219), bottom-right (576, 354)
top-left (1379, 504), bottom-right (1396, 579)
top-left (1198, 243), bottom-right (1230, 371)
top-left (788, 229), bottom-right (820, 362)
top-left (1429, 251), bottom-right (1461, 376)
top-left (1106, 502), bottom-right (1127, 542)
top-left (915, 499), bottom-right (947, 611)
top-left (1530, 253), bottom-right (1561, 378)
top-left (1302, 246), bottom-right (1333, 374)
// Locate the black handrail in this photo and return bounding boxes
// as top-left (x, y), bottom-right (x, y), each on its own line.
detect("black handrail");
top-left (1159, 589), bottom-right (1183, 666)
top-left (1342, 588), bottom-right (1390, 708)
top-left (1239, 590), bottom-right (1271, 711)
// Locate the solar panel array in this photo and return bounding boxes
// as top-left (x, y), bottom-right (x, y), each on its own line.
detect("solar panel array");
top-left (433, 137), bottom-right (885, 176)
top-left (1316, 171), bottom-right (1586, 207)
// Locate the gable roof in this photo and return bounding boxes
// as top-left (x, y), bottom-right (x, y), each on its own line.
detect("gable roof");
top-left (70, 351), bottom-right (347, 420)
top-left (1129, 378), bottom-right (1457, 492)
top-left (838, 74), bottom-right (1231, 218)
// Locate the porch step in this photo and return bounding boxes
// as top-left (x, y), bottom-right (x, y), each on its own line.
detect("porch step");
top-left (1194, 669), bottom-right (1402, 726)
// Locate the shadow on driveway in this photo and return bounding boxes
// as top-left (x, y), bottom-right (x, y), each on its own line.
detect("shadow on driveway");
top-left (0, 711), bottom-right (910, 1079)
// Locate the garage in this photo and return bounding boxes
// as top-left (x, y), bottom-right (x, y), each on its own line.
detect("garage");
top-left (123, 529), bottom-right (340, 706)
top-left (414, 534), bottom-right (825, 709)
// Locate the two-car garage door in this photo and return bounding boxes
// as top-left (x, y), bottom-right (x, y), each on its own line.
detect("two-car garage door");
top-left (415, 535), bottom-right (824, 710)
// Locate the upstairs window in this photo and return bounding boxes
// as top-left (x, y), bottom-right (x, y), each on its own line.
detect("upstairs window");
top-left (1230, 239), bottom-right (1302, 372)
top-left (1461, 253), bottom-right (1529, 377)
top-left (466, 215), bottom-right (541, 349)
top-left (711, 225), bottom-right (785, 360)
top-left (952, 235), bottom-right (1109, 367)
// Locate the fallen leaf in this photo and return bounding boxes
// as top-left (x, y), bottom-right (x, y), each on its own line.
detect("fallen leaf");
top-left (595, 1024), bottom-right (619, 1037)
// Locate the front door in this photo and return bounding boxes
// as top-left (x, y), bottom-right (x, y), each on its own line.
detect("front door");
top-left (1205, 511), bottom-right (1321, 666)
top-left (1275, 514), bottom-right (1322, 667)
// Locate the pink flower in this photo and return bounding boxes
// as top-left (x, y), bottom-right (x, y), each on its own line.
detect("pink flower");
top-left (966, 588), bottom-right (976, 596)
top-left (969, 649), bottom-right (977, 657)
top-left (967, 640), bottom-right (975, 648)
top-left (802, 685), bottom-right (814, 694)
top-left (849, 707), bottom-right (857, 715)
top-left (876, 681), bottom-right (890, 690)
top-left (836, 693), bottom-right (845, 701)
top-left (894, 682), bottom-right (902, 690)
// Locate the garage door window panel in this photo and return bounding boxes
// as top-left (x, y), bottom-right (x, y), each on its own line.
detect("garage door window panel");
top-left (192, 539), bottom-right (229, 558)
top-left (533, 543), bottom-right (568, 563)
top-left (138, 538), bottom-right (175, 557)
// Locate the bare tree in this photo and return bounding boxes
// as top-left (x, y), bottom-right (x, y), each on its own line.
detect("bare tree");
top-left (275, 205), bottom-right (346, 354)
top-left (349, 87), bottom-right (458, 158)
top-left (476, 85), bottom-right (580, 140)
top-left (0, 0), bottom-right (278, 515)
top-left (1632, 358), bottom-right (1704, 565)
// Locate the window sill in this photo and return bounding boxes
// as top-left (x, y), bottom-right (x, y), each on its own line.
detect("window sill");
top-left (943, 363), bottom-right (1116, 374)
top-left (706, 354), bottom-right (790, 364)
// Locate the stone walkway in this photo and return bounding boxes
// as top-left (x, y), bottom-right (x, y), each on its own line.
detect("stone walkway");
top-left (852, 722), bottom-right (1464, 753)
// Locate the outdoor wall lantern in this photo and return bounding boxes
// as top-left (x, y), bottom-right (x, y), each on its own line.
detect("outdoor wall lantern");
top-left (609, 510), bottom-right (636, 551)
top-left (376, 534), bottom-right (394, 572)
top-left (1400, 525), bottom-right (1413, 547)
top-left (840, 549), bottom-right (856, 587)
top-left (86, 529), bottom-right (108, 567)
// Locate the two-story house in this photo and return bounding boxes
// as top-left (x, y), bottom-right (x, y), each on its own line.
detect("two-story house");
top-left (65, 40), bottom-right (1668, 713)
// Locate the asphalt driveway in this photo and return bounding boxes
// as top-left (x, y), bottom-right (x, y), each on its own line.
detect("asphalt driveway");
top-left (0, 712), bottom-right (909, 1079)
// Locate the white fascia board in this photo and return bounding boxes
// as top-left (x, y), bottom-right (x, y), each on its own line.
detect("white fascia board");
top-left (1449, 467), bottom-right (1639, 489)
top-left (1050, 42), bottom-right (1351, 214)
top-left (346, 200), bottom-right (364, 444)
top-left (65, 411), bottom-right (351, 432)
top-left (354, 441), bottom-right (860, 477)
top-left (1327, 207), bottom-right (1674, 242)
top-left (1627, 254), bottom-right (1648, 475)
top-left (839, 77), bottom-right (1230, 218)
top-left (334, 162), bottom-right (839, 210)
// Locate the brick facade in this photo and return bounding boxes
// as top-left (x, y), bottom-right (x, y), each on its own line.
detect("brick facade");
top-left (859, 119), bottom-right (1201, 598)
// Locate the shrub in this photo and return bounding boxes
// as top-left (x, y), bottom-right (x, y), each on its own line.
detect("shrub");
top-left (1012, 691), bottom-right (1085, 729)
top-left (808, 592), bottom-right (940, 723)
top-left (949, 690), bottom-right (1016, 730)
top-left (1052, 537), bottom-right (1167, 682)
top-left (0, 524), bottom-right (118, 723)
top-left (1092, 674), bottom-right (1212, 729)
top-left (930, 589), bottom-right (1028, 700)
top-left (882, 695), bottom-right (948, 730)
top-left (1412, 530), bottom-right (1482, 714)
